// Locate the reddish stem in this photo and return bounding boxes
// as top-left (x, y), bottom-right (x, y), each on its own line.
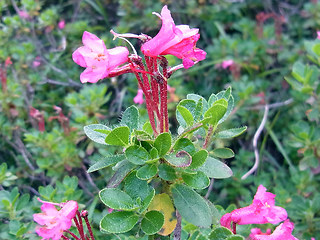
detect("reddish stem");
top-left (83, 213), bottom-right (95, 240)
top-left (0, 68), bottom-right (7, 93)
top-left (61, 235), bottom-right (70, 240)
top-left (129, 62), bottom-right (158, 135)
top-left (64, 230), bottom-right (81, 240)
top-left (232, 222), bottom-right (237, 234)
top-left (108, 64), bottom-right (132, 77)
top-left (73, 213), bottom-right (85, 240)
top-left (160, 81), bottom-right (168, 132)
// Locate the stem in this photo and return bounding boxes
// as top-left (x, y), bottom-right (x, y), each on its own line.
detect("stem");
top-left (73, 213), bottom-right (85, 240)
top-left (108, 64), bottom-right (132, 77)
top-left (61, 235), bottom-right (70, 240)
top-left (203, 125), bottom-right (214, 149)
top-left (130, 63), bottom-right (158, 135)
top-left (232, 222), bottom-right (237, 234)
top-left (82, 212), bottom-right (95, 240)
top-left (64, 230), bottom-right (81, 240)
top-left (173, 210), bottom-right (182, 240)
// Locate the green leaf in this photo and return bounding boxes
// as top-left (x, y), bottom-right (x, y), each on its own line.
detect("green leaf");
top-left (209, 227), bottom-right (233, 240)
top-left (105, 126), bottom-right (130, 146)
top-left (203, 99), bottom-right (228, 125)
top-left (189, 150), bottom-right (208, 169)
top-left (88, 154), bottom-right (125, 173)
top-left (100, 211), bottom-right (139, 233)
top-left (125, 145), bottom-right (150, 165)
top-left (211, 148), bottom-right (235, 159)
top-left (187, 94), bottom-right (208, 113)
top-left (171, 184), bottom-right (212, 228)
top-left (139, 188), bottom-right (155, 213)
top-left (141, 210), bottom-right (165, 235)
top-left (165, 151), bottom-right (192, 167)
top-left (292, 61), bottom-right (306, 83)
top-left (136, 164), bottom-right (158, 180)
top-left (177, 105), bottom-right (194, 127)
top-left (84, 124), bottom-right (111, 145)
top-left (121, 106), bottom-right (139, 131)
top-left (124, 171), bottom-right (151, 201)
top-left (158, 164), bottom-right (177, 181)
top-left (173, 138), bottom-right (196, 155)
top-left (99, 188), bottom-right (138, 210)
top-left (143, 122), bottom-right (153, 136)
top-left (107, 160), bottom-right (135, 188)
top-left (227, 235), bottom-right (245, 240)
top-left (176, 99), bottom-right (197, 128)
top-left (208, 93), bottom-right (217, 106)
top-left (198, 157), bottom-right (233, 179)
top-left (182, 171), bottom-right (210, 189)
top-left (215, 126), bottom-right (247, 139)
top-left (312, 43), bottom-right (320, 56)
top-left (154, 132), bottom-right (172, 157)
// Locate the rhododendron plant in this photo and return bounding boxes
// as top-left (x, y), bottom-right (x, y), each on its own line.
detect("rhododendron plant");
top-left (249, 220), bottom-right (298, 240)
top-left (141, 5), bottom-right (206, 68)
top-left (72, 31), bottom-right (129, 83)
top-left (33, 199), bottom-right (78, 240)
top-left (220, 185), bottom-right (287, 233)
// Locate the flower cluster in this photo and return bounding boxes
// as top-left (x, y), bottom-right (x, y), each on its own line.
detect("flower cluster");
top-left (220, 185), bottom-right (298, 239)
top-left (72, 5), bottom-right (206, 135)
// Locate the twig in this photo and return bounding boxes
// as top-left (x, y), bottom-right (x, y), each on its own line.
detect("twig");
top-left (173, 210), bottom-right (182, 240)
top-left (241, 105), bottom-right (269, 180)
top-left (205, 178), bottom-right (214, 199)
top-left (246, 98), bottom-right (293, 110)
top-left (39, 78), bottom-right (82, 88)
top-left (82, 164), bottom-right (99, 192)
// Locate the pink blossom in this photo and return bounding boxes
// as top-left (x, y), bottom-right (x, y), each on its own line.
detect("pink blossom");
top-left (58, 20), bottom-right (65, 29)
top-left (317, 31), bottom-right (320, 40)
top-left (33, 198), bottom-right (78, 240)
top-left (133, 89), bottom-right (144, 105)
top-left (29, 107), bottom-right (45, 132)
top-left (72, 31), bottom-right (129, 83)
top-left (141, 5), bottom-right (206, 69)
top-left (220, 185), bottom-right (288, 230)
top-left (221, 60), bottom-right (234, 69)
top-left (5, 57), bottom-right (12, 67)
top-left (18, 10), bottom-right (30, 19)
top-left (249, 220), bottom-right (298, 240)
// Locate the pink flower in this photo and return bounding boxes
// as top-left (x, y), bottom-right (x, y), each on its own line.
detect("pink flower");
top-left (18, 10), bottom-right (30, 19)
top-left (72, 31), bottom-right (129, 83)
top-left (220, 185), bottom-right (288, 230)
top-left (133, 89), bottom-right (144, 105)
top-left (221, 60), bottom-right (234, 69)
top-left (141, 5), bottom-right (206, 69)
top-left (317, 31), bottom-right (320, 40)
top-left (29, 107), bottom-right (45, 132)
top-left (58, 20), bottom-right (65, 29)
top-left (249, 220), bottom-right (298, 240)
top-left (33, 198), bottom-right (78, 240)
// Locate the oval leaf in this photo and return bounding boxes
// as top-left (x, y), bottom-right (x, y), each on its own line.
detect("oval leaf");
top-left (136, 164), bottom-right (158, 180)
top-left (165, 151), bottom-right (192, 167)
top-left (189, 150), bottom-right (208, 169)
top-left (100, 211), bottom-right (139, 233)
top-left (105, 126), bottom-right (130, 146)
top-left (158, 164), bottom-right (177, 181)
top-left (215, 126), bottom-right (247, 139)
top-left (171, 184), bottom-right (212, 228)
top-left (209, 227), bottom-right (233, 240)
top-left (88, 154), bottom-right (125, 173)
top-left (125, 145), bottom-right (150, 165)
top-left (211, 148), bottom-right (235, 159)
top-left (141, 210), bottom-right (165, 235)
top-left (182, 171), bottom-right (210, 189)
top-left (198, 157), bottom-right (233, 179)
top-left (84, 124), bottom-right (111, 145)
top-left (148, 193), bottom-right (177, 236)
top-left (154, 132), bottom-right (172, 157)
top-left (99, 188), bottom-right (138, 210)
top-left (121, 105), bottom-right (139, 131)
